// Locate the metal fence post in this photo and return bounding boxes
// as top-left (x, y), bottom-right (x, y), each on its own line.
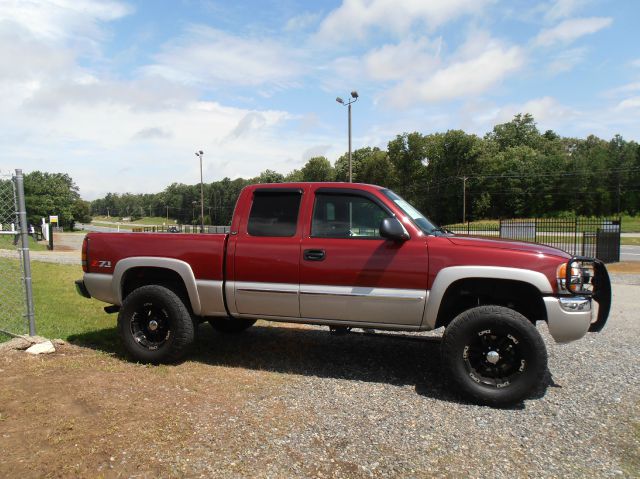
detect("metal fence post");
top-left (14, 169), bottom-right (36, 336)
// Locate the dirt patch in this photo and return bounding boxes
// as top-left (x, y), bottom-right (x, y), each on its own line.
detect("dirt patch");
top-left (52, 233), bottom-right (85, 252)
top-left (0, 342), bottom-right (310, 478)
top-left (607, 261), bottom-right (640, 274)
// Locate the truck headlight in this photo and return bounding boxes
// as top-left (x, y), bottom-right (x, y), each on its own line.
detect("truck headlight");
top-left (557, 259), bottom-right (595, 295)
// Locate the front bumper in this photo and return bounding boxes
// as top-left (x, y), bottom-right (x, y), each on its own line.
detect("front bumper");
top-left (544, 296), bottom-right (592, 343)
top-left (546, 259), bottom-right (612, 343)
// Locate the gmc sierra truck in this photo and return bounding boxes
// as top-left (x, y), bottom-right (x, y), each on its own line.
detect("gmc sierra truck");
top-left (75, 182), bottom-right (611, 406)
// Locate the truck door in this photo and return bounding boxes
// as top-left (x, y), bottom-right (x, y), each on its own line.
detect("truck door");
top-left (299, 188), bottom-right (429, 327)
top-left (231, 188), bottom-right (302, 318)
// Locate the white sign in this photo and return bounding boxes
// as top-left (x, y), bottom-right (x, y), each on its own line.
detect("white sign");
top-left (49, 215), bottom-right (58, 223)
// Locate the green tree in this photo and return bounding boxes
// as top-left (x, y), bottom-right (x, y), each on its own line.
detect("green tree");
top-left (284, 169), bottom-right (304, 182)
top-left (387, 132), bottom-right (427, 203)
top-left (486, 113), bottom-right (541, 151)
top-left (72, 200), bottom-right (92, 224)
top-left (24, 171), bottom-right (80, 229)
top-left (256, 169), bottom-right (284, 184)
top-left (422, 130), bottom-right (482, 223)
top-left (334, 147), bottom-right (395, 186)
top-left (301, 156), bottom-right (335, 182)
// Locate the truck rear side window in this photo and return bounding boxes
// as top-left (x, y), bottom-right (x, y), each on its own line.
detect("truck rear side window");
top-left (247, 192), bottom-right (302, 237)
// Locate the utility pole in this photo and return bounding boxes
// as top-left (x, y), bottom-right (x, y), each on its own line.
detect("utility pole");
top-left (617, 179), bottom-right (621, 215)
top-left (460, 176), bottom-right (468, 224)
top-left (166, 205), bottom-right (169, 222)
top-left (336, 91), bottom-right (359, 182)
top-left (195, 150), bottom-right (205, 233)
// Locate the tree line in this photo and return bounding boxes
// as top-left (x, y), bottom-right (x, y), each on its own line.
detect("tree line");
top-left (0, 171), bottom-right (91, 230)
top-left (89, 113), bottom-right (640, 226)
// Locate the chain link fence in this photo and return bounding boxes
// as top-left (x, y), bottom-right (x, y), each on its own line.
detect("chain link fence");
top-left (0, 170), bottom-right (35, 338)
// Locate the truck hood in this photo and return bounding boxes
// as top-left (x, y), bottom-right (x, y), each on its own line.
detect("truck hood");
top-left (447, 235), bottom-right (570, 259)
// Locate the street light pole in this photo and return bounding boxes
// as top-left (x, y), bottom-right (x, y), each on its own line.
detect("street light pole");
top-left (336, 91), bottom-right (359, 182)
top-left (195, 150), bottom-right (204, 233)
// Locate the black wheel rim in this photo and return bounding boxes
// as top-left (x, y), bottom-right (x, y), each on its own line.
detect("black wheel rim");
top-left (462, 326), bottom-right (526, 388)
top-left (130, 302), bottom-right (172, 350)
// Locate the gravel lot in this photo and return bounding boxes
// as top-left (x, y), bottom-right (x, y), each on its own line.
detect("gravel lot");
top-left (0, 277), bottom-right (637, 478)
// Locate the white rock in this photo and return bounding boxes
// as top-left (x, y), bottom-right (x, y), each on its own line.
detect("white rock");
top-left (25, 341), bottom-right (55, 355)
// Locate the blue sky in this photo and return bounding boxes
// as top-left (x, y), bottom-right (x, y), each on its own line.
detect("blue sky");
top-left (1, 0), bottom-right (639, 199)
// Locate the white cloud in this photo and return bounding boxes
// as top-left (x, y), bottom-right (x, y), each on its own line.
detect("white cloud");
top-left (0, 0), bottom-right (132, 43)
top-left (2, 96), bottom-right (303, 198)
top-left (534, 17), bottom-right (612, 46)
top-left (385, 41), bottom-right (524, 106)
top-left (0, 3), bottom-right (320, 199)
top-left (22, 76), bottom-right (197, 113)
top-left (546, 47), bottom-right (587, 74)
top-left (364, 37), bottom-right (442, 82)
top-left (285, 12), bottom-right (321, 31)
top-left (227, 112), bottom-right (268, 139)
top-left (143, 25), bottom-right (301, 88)
top-left (132, 127), bottom-right (172, 140)
top-left (316, 0), bottom-right (493, 42)
top-left (615, 96), bottom-right (640, 111)
top-left (0, 29), bottom-right (74, 82)
top-left (301, 145), bottom-right (332, 161)
top-left (605, 82), bottom-right (640, 97)
top-left (495, 96), bottom-right (577, 125)
top-left (544, 0), bottom-right (589, 22)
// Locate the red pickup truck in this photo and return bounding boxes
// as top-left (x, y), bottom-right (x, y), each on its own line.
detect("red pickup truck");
top-left (75, 182), bottom-right (611, 406)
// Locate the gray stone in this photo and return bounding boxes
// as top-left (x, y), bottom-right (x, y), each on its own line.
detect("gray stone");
top-left (25, 341), bottom-right (55, 355)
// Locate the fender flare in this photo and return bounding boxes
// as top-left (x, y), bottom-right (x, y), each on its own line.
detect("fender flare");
top-left (421, 266), bottom-right (553, 329)
top-left (112, 257), bottom-right (202, 315)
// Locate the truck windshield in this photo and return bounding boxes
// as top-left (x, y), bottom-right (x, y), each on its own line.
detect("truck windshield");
top-left (381, 189), bottom-right (446, 236)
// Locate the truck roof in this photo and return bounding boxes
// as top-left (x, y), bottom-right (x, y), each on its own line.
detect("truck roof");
top-left (243, 182), bottom-right (386, 192)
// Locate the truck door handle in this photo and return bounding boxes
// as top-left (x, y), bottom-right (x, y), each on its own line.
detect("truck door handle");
top-left (303, 249), bottom-right (325, 261)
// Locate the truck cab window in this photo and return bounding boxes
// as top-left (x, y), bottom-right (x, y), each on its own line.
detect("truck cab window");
top-left (247, 192), bottom-right (302, 237)
top-left (312, 194), bottom-right (389, 238)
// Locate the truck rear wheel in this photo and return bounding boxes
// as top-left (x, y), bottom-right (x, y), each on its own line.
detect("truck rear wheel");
top-left (441, 305), bottom-right (547, 407)
top-left (209, 317), bottom-right (256, 334)
top-left (117, 285), bottom-right (195, 363)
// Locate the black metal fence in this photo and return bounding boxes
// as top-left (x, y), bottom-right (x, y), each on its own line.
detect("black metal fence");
top-left (131, 225), bottom-right (230, 234)
top-left (445, 218), bottom-right (621, 263)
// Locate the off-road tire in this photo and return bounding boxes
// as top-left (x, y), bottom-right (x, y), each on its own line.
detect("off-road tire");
top-left (117, 285), bottom-right (195, 363)
top-left (209, 317), bottom-right (256, 334)
top-left (441, 305), bottom-right (547, 407)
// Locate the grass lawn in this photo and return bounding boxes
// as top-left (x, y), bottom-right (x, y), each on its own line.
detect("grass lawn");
top-left (621, 215), bottom-right (640, 233)
top-left (621, 237), bottom-right (640, 246)
top-left (0, 260), bottom-right (117, 348)
top-left (0, 234), bottom-right (48, 251)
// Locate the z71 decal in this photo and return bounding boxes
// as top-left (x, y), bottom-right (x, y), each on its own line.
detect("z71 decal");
top-left (91, 260), bottom-right (112, 269)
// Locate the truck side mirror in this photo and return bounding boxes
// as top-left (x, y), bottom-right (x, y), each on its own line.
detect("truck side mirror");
top-left (379, 217), bottom-right (409, 241)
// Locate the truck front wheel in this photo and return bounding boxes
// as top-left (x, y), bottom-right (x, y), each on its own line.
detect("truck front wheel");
top-left (441, 305), bottom-right (547, 407)
top-left (117, 285), bottom-right (195, 363)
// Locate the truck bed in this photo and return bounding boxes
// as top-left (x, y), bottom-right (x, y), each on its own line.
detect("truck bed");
top-left (85, 232), bottom-right (227, 281)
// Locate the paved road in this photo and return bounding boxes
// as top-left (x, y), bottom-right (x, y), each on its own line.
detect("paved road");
top-left (76, 223), bottom-right (119, 232)
top-left (621, 245), bottom-right (640, 262)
